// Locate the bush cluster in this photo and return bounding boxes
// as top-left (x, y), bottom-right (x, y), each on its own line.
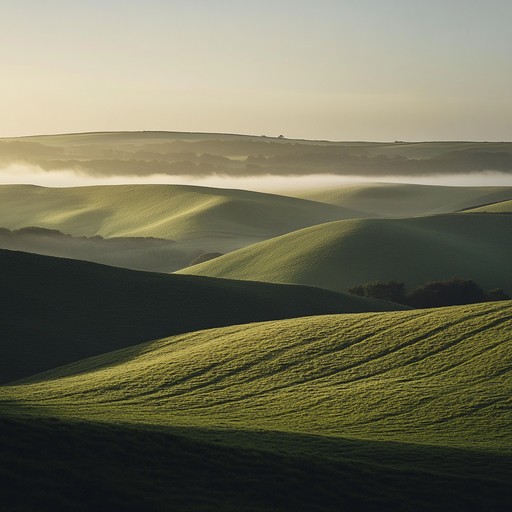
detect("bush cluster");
top-left (348, 278), bottom-right (510, 308)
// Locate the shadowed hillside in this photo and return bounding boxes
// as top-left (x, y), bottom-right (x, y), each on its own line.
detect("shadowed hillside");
top-left (0, 414), bottom-right (510, 512)
top-left (0, 249), bottom-right (400, 384)
top-left (178, 213), bottom-right (512, 294)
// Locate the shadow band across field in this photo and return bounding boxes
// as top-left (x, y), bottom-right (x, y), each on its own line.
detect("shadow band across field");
top-left (0, 413), bottom-right (511, 512)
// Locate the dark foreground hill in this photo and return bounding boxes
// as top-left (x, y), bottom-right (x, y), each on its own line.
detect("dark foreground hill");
top-left (0, 249), bottom-right (399, 383)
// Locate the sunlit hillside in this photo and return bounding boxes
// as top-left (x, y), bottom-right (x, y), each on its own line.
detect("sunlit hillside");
top-left (0, 184), bottom-right (362, 255)
top-left (180, 213), bottom-right (512, 294)
top-left (6, 301), bottom-right (510, 450)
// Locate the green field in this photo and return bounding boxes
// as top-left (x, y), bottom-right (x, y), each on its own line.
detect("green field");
top-left (0, 184), bottom-right (361, 254)
top-left (179, 213), bottom-right (512, 294)
top-left (1, 301), bottom-right (511, 510)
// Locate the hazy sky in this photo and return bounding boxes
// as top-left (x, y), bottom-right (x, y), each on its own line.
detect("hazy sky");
top-left (1, 0), bottom-right (511, 141)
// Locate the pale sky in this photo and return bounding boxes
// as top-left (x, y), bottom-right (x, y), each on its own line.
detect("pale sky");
top-left (1, 0), bottom-right (511, 141)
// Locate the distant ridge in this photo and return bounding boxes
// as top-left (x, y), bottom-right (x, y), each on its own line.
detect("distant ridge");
top-left (2, 132), bottom-right (512, 178)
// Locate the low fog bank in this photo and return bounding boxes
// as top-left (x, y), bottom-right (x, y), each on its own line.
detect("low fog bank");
top-left (0, 163), bottom-right (511, 192)
top-left (2, 136), bottom-right (512, 182)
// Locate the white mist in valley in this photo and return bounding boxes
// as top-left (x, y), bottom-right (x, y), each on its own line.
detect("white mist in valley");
top-left (1, 163), bottom-right (511, 193)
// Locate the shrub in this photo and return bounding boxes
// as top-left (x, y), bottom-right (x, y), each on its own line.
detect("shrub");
top-left (348, 280), bottom-right (407, 304)
top-left (348, 277), bottom-right (510, 308)
top-left (407, 278), bottom-right (487, 308)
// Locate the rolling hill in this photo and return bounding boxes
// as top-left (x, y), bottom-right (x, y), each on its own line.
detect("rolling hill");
top-left (0, 184), bottom-right (363, 254)
top-left (287, 182), bottom-right (512, 217)
top-left (8, 301), bottom-right (510, 448)
top-left (178, 213), bottom-right (512, 294)
top-left (0, 249), bottom-right (400, 384)
top-left (1, 301), bottom-right (511, 510)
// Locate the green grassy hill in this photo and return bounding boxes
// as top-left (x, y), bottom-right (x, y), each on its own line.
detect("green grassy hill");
top-left (7, 301), bottom-right (510, 448)
top-left (288, 182), bottom-right (512, 217)
top-left (463, 199), bottom-right (512, 213)
top-left (0, 249), bottom-right (399, 384)
top-left (0, 184), bottom-right (362, 254)
top-left (1, 301), bottom-right (511, 510)
top-left (178, 213), bottom-right (512, 294)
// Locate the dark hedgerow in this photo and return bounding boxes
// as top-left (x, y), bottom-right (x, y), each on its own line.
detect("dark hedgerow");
top-left (349, 277), bottom-right (510, 308)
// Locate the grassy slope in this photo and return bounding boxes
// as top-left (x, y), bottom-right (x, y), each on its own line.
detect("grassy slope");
top-left (0, 249), bottom-right (399, 384)
top-left (0, 184), bottom-right (362, 252)
top-left (1, 301), bottom-right (511, 510)
top-left (6, 301), bottom-right (510, 448)
top-left (179, 213), bottom-right (512, 294)
top-left (464, 199), bottom-right (512, 213)
top-left (288, 183), bottom-right (512, 217)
